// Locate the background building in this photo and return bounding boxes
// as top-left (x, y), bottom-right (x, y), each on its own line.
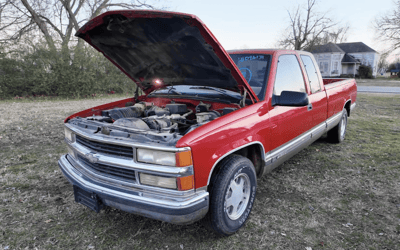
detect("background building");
top-left (311, 42), bottom-right (380, 78)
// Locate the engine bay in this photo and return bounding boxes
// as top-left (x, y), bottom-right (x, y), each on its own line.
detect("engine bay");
top-left (68, 101), bottom-right (238, 146)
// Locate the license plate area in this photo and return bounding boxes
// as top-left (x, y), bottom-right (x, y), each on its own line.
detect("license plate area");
top-left (73, 185), bottom-right (103, 213)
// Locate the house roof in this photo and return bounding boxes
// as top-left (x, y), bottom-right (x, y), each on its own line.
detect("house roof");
top-left (336, 42), bottom-right (377, 53)
top-left (311, 43), bottom-right (345, 53)
top-left (311, 42), bottom-right (377, 54)
top-left (341, 54), bottom-right (360, 63)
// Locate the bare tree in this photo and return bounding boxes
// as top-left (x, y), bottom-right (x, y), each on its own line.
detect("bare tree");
top-left (377, 51), bottom-right (389, 71)
top-left (0, 0), bottom-right (158, 51)
top-left (319, 25), bottom-right (349, 44)
top-left (375, 0), bottom-right (400, 50)
top-left (277, 0), bottom-right (349, 51)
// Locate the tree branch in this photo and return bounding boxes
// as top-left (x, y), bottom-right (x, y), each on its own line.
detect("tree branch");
top-left (20, 0), bottom-right (56, 51)
top-left (38, 14), bottom-right (64, 40)
top-left (277, 0), bottom-right (348, 51)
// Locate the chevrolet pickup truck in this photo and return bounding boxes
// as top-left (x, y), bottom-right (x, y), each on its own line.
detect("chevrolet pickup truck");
top-left (58, 10), bottom-right (357, 235)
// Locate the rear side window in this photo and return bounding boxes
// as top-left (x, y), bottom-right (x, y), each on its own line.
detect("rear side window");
top-left (301, 55), bottom-right (321, 93)
top-left (273, 55), bottom-right (306, 95)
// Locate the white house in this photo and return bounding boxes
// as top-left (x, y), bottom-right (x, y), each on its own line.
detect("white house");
top-left (311, 42), bottom-right (380, 78)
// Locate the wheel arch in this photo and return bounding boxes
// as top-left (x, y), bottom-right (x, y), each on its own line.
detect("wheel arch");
top-left (206, 142), bottom-right (265, 187)
top-left (343, 99), bottom-right (352, 116)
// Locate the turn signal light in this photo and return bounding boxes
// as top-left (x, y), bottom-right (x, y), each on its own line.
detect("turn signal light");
top-left (177, 175), bottom-right (194, 191)
top-left (175, 151), bottom-right (193, 167)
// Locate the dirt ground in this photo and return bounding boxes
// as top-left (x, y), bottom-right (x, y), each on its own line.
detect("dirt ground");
top-left (1, 94), bottom-right (399, 249)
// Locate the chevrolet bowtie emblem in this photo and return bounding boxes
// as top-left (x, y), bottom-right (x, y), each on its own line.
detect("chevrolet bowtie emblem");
top-left (85, 153), bottom-right (99, 163)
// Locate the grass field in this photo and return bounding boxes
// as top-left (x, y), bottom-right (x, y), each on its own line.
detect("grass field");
top-left (1, 93), bottom-right (399, 250)
top-left (356, 78), bottom-right (400, 87)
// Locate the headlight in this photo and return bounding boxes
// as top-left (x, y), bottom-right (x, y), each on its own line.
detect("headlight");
top-left (137, 149), bottom-right (176, 166)
top-left (137, 149), bottom-right (193, 167)
top-left (139, 173), bottom-right (177, 189)
top-left (139, 173), bottom-right (194, 191)
top-left (64, 128), bottom-right (75, 142)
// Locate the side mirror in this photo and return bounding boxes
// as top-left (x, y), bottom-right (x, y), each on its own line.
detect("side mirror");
top-left (272, 91), bottom-right (309, 107)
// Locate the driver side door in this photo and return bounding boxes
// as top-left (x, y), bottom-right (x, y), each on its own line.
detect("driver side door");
top-left (268, 54), bottom-right (312, 151)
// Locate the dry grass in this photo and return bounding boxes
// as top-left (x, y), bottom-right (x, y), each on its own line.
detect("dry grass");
top-left (356, 78), bottom-right (400, 87)
top-left (1, 93), bottom-right (399, 249)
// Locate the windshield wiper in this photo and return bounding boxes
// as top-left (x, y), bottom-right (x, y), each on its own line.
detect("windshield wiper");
top-left (149, 86), bottom-right (182, 96)
top-left (167, 87), bottom-right (182, 95)
top-left (189, 86), bottom-right (240, 100)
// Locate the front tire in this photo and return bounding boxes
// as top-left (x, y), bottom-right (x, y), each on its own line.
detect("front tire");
top-left (327, 109), bottom-right (348, 143)
top-left (207, 155), bottom-right (257, 235)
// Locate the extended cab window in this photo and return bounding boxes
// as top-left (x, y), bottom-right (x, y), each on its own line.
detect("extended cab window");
top-left (300, 55), bottom-right (321, 93)
top-left (229, 54), bottom-right (271, 101)
top-left (273, 55), bottom-right (306, 95)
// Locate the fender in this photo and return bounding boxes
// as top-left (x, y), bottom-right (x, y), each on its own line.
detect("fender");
top-left (206, 141), bottom-right (265, 185)
top-left (343, 99), bottom-right (352, 116)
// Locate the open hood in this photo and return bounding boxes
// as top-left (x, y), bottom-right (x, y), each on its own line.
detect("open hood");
top-left (76, 10), bottom-right (258, 101)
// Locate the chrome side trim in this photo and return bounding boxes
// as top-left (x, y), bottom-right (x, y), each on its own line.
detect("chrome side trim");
top-left (66, 139), bottom-right (193, 177)
top-left (262, 110), bottom-right (344, 174)
top-left (326, 111), bottom-right (343, 131)
top-left (206, 141), bottom-right (266, 185)
top-left (263, 121), bottom-right (329, 174)
top-left (311, 122), bottom-right (327, 139)
top-left (65, 123), bottom-right (190, 152)
top-left (265, 122), bottom-right (322, 161)
top-left (205, 107), bottom-right (349, 185)
top-left (59, 155), bottom-right (208, 208)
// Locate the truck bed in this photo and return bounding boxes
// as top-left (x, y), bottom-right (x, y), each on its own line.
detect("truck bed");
top-left (323, 78), bottom-right (353, 86)
top-left (323, 78), bottom-right (357, 117)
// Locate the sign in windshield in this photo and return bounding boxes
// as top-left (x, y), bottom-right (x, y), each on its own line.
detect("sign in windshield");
top-left (229, 54), bottom-right (271, 101)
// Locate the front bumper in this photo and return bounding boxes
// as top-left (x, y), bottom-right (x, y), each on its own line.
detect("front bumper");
top-left (58, 154), bottom-right (209, 224)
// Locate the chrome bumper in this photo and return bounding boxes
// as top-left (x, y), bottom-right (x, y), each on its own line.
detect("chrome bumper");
top-left (58, 155), bottom-right (209, 224)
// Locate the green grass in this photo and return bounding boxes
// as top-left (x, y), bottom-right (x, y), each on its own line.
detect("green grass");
top-left (376, 75), bottom-right (400, 80)
top-left (356, 78), bottom-right (400, 86)
top-left (0, 93), bottom-right (399, 249)
top-left (0, 92), bottom-right (134, 103)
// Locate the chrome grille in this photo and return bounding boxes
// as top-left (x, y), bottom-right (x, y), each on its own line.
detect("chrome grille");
top-left (77, 155), bottom-right (136, 182)
top-left (76, 135), bottom-right (133, 158)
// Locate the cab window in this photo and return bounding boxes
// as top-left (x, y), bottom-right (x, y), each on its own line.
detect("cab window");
top-left (300, 55), bottom-right (321, 93)
top-left (273, 55), bottom-right (306, 96)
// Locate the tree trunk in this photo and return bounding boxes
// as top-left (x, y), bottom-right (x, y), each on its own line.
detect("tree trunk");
top-left (20, 0), bottom-right (57, 52)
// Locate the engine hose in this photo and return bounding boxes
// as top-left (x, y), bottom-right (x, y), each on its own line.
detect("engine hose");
top-left (182, 109), bottom-right (193, 117)
top-left (160, 123), bottom-right (178, 132)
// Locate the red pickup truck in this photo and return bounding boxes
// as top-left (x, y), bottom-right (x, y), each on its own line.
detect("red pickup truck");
top-left (58, 10), bottom-right (357, 235)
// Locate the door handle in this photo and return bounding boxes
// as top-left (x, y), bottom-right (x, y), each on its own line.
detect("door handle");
top-left (307, 103), bottom-right (313, 111)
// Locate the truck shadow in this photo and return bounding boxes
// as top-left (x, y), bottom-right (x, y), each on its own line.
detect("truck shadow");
top-left (85, 208), bottom-right (222, 246)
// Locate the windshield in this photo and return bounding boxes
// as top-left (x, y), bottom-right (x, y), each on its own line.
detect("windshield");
top-left (229, 54), bottom-right (271, 101)
top-left (148, 85), bottom-right (243, 104)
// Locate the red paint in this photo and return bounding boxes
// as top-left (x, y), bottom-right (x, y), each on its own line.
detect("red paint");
top-left (65, 49), bottom-right (357, 189)
top-left (176, 50), bottom-right (357, 188)
top-left (68, 11), bottom-right (357, 190)
top-left (75, 10), bottom-right (258, 101)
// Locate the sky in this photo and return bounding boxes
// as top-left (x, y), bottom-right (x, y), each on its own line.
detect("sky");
top-left (164, 0), bottom-right (394, 54)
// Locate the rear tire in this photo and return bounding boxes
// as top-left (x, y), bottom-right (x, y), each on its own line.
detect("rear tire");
top-left (327, 109), bottom-right (348, 143)
top-left (207, 155), bottom-right (257, 236)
